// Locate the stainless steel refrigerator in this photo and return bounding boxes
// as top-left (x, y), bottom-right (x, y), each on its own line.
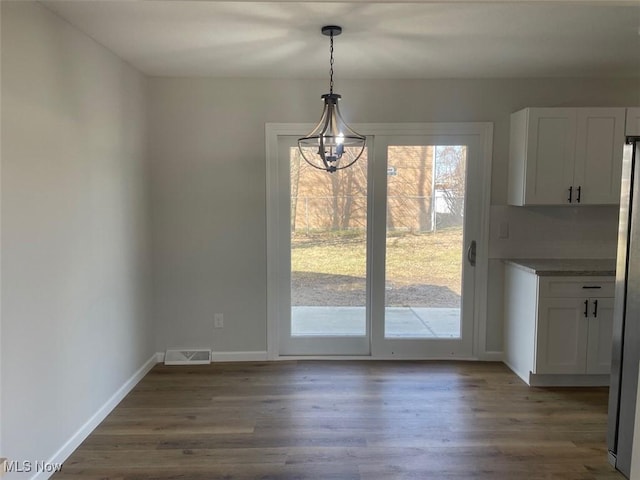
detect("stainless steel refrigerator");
top-left (608, 136), bottom-right (640, 478)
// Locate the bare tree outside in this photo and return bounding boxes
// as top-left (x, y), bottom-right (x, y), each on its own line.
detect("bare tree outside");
top-left (290, 145), bottom-right (467, 313)
top-left (291, 147), bottom-right (367, 234)
top-left (434, 145), bottom-right (466, 228)
top-left (291, 147), bottom-right (368, 308)
top-left (387, 145), bottom-right (434, 233)
top-left (290, 149), bottom-right (303, 232)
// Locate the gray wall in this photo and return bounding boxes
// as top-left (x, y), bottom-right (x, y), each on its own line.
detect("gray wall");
top-left (149, 76), bottom-right (639, 354)
top-left (1, 2), bottom-right (152, 473)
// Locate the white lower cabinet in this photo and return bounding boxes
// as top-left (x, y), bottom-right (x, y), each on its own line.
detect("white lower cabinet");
top-left (536, 296), bottom-right (613, 375)
top-left (586, 297), bottom-right (614, 375)
top-left (536, 297), bottom-right (589, 375)
top-left (504, 264), bottom-right (614, 386)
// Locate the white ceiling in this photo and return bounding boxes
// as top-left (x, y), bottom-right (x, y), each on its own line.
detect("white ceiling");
top-left (42, 1), bottom-right (640, 79)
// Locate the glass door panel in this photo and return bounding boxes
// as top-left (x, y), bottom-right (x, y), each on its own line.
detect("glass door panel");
top-left (279, 136), bottom-right (371, 355)
top-left (371, 135), bottom-right (479, 359)
top-left (291, 146), bottom-right (368, 336)
top-left (384, 145), bottom-right (466, 339)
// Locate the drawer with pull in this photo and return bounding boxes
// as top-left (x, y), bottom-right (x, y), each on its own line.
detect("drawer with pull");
top-left (539, 276), bottom-right (615, 298)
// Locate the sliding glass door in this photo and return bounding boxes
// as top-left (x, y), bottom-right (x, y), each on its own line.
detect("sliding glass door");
top-left (370, 135), bottom-right (480, 358)
top-left (269, 126), bottom-right (487, 358)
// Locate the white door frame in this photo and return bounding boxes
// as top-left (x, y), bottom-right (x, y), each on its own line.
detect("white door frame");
top-left (266, 122), bottom-right (493, 360)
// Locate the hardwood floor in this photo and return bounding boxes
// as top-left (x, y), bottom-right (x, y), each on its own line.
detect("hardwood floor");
top-left (53, 361), bottom-right (624, 480)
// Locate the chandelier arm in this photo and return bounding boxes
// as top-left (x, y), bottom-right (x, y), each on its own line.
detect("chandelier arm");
top-left (319, 103), bottom-right (332, 145)
top-left (306, 158), bottom-right (335, 171)
top-left (298, 141), bottom-right (336, 171)
top-left (333, 143), bottom-right (366, 171)
top-left (297, 144), bottom-right (316, 167)
top-left (318, 134), bottom-right (330, 170)
top-left (299, 142), bottom-right (365, 172)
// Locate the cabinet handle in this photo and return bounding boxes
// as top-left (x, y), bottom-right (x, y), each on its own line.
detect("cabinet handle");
top-left (568, 186), bottom-right (573, 203)
top-left (582, 286), bottom-right (602, 289)
top-left (584, 300), bottom-right (589, 318)
top-left (577, 186), bottom-right (581, 203)
top-left (593, 299), bottom-right (598, 318)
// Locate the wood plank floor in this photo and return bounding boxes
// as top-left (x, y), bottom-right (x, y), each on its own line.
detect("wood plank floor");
top-left (53, 361), bottom-right (625, 480)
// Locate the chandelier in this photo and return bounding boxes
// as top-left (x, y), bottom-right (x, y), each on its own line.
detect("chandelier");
top-left (298, 26), bottom-right (366, 173)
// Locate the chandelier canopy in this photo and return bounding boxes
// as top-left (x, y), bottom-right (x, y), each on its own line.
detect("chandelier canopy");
top-left (298, 26), bottom-right (366, 173)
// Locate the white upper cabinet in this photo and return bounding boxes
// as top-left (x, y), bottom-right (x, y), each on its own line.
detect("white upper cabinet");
top-left (574, 108), bottom-right (626, 205)
top-left (508, 107), bottom-right (625, 206)
top-left (508, 108), bottom-right (576, 205)
top-left (626, 108), bottom-right (640, 136)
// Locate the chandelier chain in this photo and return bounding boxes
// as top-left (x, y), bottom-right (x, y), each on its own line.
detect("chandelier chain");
top-left (329, 32), bottom-right (334, 94)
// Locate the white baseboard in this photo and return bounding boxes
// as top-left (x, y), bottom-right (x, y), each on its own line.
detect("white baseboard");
top-left (212, 351), bottom-right (268, 362)
top-left (154, 351), bottom-right (268, 363)
top-left (157, 350), bottom-right (501, 363)
top-left (502, 360), bottom-right (611, 387)
top-left (275, 355), bottom-right (486, 361)
top-left (529, 373), bottom-right (610, 387)
top-left (477, 351), bottom-right (503, 362)
top-left (32, 353), bottom-right (158, 480)
top-left (502, 359), bottom-right (531, 385)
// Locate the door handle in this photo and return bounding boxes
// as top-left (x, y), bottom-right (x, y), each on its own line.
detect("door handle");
top-left (467, 240), bottom-right (476, 267)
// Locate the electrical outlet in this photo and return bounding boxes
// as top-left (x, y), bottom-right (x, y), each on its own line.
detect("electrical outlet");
top-left (214, 313), bottom-right (224, 329)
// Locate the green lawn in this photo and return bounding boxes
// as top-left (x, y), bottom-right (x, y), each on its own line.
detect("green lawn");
top-left (291, 227), bottom-right (463, 295)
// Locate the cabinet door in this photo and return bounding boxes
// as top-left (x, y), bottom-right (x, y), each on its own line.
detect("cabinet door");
top-left (536, 297), bottom-right (588, 374)
top-left (586, 297), bottom-right (614, 375)
top-left (574, 108), bottom-right (625, 205)
top-left (524, 108), bottom-right (577, 205)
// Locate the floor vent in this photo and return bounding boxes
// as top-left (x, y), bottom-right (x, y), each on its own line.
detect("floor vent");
top-left (164, 349), bottom-right (211, 365)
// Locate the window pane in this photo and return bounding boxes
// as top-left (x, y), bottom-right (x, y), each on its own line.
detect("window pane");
top-left (384, 145), bottom-right (466, 338)
top-left (290, 147), bottom-right (368, 336)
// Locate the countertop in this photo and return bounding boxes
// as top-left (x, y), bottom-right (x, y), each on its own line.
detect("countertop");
top-left (503, 258), bottom-right (616, 277)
